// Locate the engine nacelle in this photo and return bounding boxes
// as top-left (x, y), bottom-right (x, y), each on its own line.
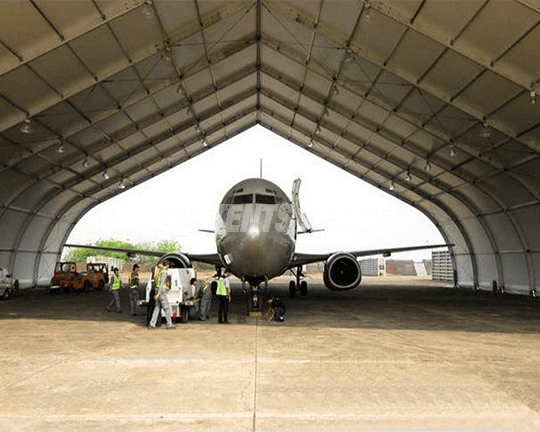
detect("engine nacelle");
top-left (158, 252), bottom-right (192, 268)
top-left (323, 252), bottom-right (362, 291)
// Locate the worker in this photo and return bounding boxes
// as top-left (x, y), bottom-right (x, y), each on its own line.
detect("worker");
top-left (191, 277), bottom-right (212, 321)
top-left (128, 264), bottom-right (141, 316)
top-left (216, 269), bottom-right (231, 324)
top-left (266, 296), bottom-right (286, 323)
top-left (107, 267), bottom-right (123, 313)
top-left (148, 261), bottom-right (176, 329)
top-left (146, 264), bottom-right (161, 326)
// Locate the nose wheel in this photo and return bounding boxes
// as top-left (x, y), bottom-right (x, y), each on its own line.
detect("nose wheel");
top-left (245, 277), bottom-right (268, 317)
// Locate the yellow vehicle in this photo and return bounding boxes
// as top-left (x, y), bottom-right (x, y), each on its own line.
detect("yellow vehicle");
top-left (50, 262), bottom-right (109, 294)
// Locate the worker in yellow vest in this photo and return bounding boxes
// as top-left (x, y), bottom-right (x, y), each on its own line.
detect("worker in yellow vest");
top-left (216, 269), bottom-right (231, 324)
top-left (148, 261), bottom-right (175, 329)
top-left (191, 277), bottom-right (212, 321)
top-left (107, 267), bottom-right (123, 313)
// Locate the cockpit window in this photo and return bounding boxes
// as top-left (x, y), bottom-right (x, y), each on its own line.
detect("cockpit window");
top-left (255, 194), bottom-right (277, 204)
top-left (232, 194), bottom-right (253, 204)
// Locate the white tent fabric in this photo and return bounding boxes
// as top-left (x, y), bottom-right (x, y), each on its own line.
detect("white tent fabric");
top-left (0, 1), bottom-right (539, 294)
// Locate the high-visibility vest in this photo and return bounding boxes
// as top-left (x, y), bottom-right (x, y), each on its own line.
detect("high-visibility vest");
top-left (154, 268), bottom-right (162, 287)
top-left (112, 274), bottom-right (121, 290)
top-left (216, 277), bottom-right (227, 296)
top-left (202, 281), bottom-right (210, 292)
top-left (130, 271), bottom-right (139, 289)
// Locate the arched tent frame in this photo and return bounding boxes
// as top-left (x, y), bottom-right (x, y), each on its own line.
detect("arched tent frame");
top-left (0, 0), bottom-right (539, 294)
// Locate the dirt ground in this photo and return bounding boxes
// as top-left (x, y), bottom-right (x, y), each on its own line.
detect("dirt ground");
top-left (1, 276), bottom-right (540, 431)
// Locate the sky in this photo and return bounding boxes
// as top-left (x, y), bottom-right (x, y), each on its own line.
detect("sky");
top-left (66, 126), bottom-right (444, 261)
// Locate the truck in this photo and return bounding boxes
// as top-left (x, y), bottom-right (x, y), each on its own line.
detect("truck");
top-left (141, 267), bottom-right (200, 323)
top-left (49, 262), bottom-right (109, 294)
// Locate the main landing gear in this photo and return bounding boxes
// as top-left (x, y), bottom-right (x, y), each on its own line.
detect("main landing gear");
top-left (289, 265), bottom-right (308, 298)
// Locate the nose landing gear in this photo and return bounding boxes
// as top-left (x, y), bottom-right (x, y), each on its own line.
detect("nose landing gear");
top-left (244, 276), bottom-right (268, 317)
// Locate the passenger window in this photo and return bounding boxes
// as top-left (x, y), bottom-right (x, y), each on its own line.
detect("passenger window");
top-left (232, 194), bottom-right (253, 204)
top-left (255, 194), bottom-right (276, 204)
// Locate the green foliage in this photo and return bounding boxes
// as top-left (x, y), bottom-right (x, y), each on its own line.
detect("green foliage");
top-left (64, 239), bottom-right (181, 265)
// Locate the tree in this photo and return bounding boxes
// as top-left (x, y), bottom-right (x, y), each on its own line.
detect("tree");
top-left (64, 239), bottom-right (181, 265)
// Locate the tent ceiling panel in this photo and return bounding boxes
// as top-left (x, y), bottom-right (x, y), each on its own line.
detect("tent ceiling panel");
top-left (422, 50), bottom-right (485, 104)
top-left (4, 183), bottom-right (58, 213)
top-left (109, 9), bottom-right (164, 60)
top-left (33, 0), bottom-right (103, 40)
top-left (309, 35), bottom-right (343, 77)
top-left (454, 70), bottom-right (523, 117)
top-left (500, 254), bottom-right (530, 292)
top-left (68, 26), bottom-right (130, 78)
top-left (512, 160), bottom-right (540, 196)
top-left (319, 1), bottom-right (361, 38)
top-left (475, 254), bottom-right (500, 290)
top-left (69, 86), bottom-right (118, 121)
top-left (0, 98), bottom-right (21, 133)
top-left (0, 1), bottom-right (59, 60)
top-left (17, 215), bottom-right (53, 251)
top-left (484, 213), bottom-right (525, 253)
top-left (481, 173), bottom-right (536, 209)
top-left (512, 205), bottom-right (540, 249)
top-left (0, 66), bottom-right (61, 113)
top-left (101, 69), bottom-right (145, 107)
top-left (486, 140), bottom-right (538, 168)
top-left (371, 73), bottom-right (416, 110)
top-left (0, 209), bottom-right (31, 246)
top-left (124, 96), bottom-right (163, 124)
top-left (351, 8), bottom-right (406, 63)
top-left (386, 30), bottom-right (445, 82)
top-left (38, 102), bottom-right (91, 139)
top-left (455, 0), bottom-right (537, 64)
top-left (154, 0), bottom-right (197, 32)
top-left (496, 24), bottom-right (540, 85)
top-left (39, 189), bottom-right (81, 216)
top-left (133, 54), bottom-right (173, 83)
top-left (29, 46), bottom-right (95, 96)
top-left (431, 105), bottom-right (476, 137)
top-left (460, 217), bottom-right (494, 255)
top-left (97, 111), bottom-right (134, 137)
top-left (260, 46), bottom-right (307, 84)
top-left (453, 185), bottom-right (497, 216)
top-left (491, 92), bottom-right (540, 136)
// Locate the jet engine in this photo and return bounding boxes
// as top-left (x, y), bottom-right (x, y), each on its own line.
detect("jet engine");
top-left (158, 252), bottom-right (192, 268)
top-left (323, 252), bottom-right (362, 291)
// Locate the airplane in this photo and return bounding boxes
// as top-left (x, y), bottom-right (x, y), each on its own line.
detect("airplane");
top-left (66, 177), bottom-right (450, 314)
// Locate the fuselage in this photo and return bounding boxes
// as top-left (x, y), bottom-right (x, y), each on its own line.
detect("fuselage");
top-left (215, 178), bottom-right (296, 284)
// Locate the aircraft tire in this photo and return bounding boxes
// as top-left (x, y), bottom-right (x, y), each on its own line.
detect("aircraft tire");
top-left (289, 281), bottom-right (296, 298)
top-left (300, 281), bottom-right (308, 296)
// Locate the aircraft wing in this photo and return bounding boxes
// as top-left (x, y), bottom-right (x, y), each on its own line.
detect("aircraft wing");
top-left (289, 243), bottom-right (451, 268)
top-left (64, 244), bottom-right (223, 267)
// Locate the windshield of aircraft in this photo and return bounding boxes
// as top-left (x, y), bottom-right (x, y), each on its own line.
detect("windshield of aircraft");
top-left (232, 194), bottom-right (253, 204)
top-left (255, 194), bottom-right (277, 204)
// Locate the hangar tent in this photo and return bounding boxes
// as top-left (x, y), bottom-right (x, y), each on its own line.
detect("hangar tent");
top-left (0, 1), bottom-right (539, 294)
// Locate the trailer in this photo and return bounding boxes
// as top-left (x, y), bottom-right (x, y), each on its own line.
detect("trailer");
top-left (141, 267), bottom-right (199, 323)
